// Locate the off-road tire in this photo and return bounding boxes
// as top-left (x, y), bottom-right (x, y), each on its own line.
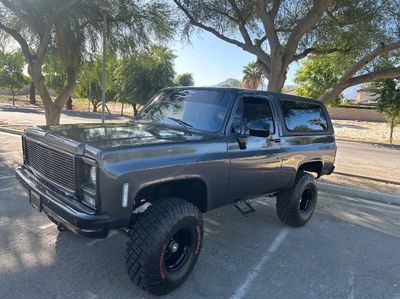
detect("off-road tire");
top-left (126, 197), bottom-right (203, 296)
top-left (276, 172), bottom-right (318, 227)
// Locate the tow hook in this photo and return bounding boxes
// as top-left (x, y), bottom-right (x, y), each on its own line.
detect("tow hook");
top-left (57, 223), bottom-right (68, 232)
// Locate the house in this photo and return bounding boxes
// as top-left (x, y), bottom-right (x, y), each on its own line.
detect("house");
top-left (355, 88), bottom-right (378, 104)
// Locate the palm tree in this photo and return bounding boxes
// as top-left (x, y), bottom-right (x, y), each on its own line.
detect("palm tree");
top-left (241, 62), bottom-right (263, 89)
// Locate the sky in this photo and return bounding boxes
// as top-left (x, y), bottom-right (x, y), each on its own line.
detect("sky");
top-left (172, 31), bottom-right (299, 87)
top-left (171, 31), bottom-right (356, 98)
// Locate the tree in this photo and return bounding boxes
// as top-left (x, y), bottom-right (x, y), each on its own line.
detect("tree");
top-left (173, 0), bottom-right (400, 101)
top-left (318, 43), bottom-right (400, 102)
top-left (366, 79), bottom-right (400, 144)
top-left (43, 50), bottom-right (73, 109)
top-left (175, 73), bottom-right (194, 86)
top-left (0, 50), bottom-right (26, 106)
top-left (114, 46), bottom-right (176, 116)
top-left (241, 62), bottom-right (263, 89)
top-left (76, 54), bottom-right (117, 112)
top-left (0, 0), bottom-right (175, 125)
top-left (294, 54), bottom-right (351, 105)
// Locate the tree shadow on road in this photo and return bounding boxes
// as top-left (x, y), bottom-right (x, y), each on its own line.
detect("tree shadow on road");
top-left (0, 106), bottom-right (44, 114)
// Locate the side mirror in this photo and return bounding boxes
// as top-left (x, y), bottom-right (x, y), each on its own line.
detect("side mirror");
top-left (237, 127), bottom-right (249, 150)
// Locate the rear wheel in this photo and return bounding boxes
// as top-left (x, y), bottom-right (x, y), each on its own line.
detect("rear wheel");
top-left (276, 172), bottom-right (318, 227)
top-left (126, 197), bottom-right (203, 296)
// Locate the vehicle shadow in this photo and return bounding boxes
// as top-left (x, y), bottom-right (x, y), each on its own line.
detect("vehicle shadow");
top-left (0, 183), bottom-right (285, 299)
top-left (48, 199), bottom-right (285, 299)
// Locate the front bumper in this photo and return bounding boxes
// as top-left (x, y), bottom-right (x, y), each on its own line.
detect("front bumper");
top-left (15, 166), bottom-right (111, 238)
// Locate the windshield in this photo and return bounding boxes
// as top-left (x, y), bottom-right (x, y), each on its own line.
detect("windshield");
top-left (136, 89), bottom-right (232, 132)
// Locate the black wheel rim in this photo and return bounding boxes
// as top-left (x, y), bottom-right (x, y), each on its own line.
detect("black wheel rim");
top-left (299, 188), bottom-right (314, 215)
top-left (164, 228), bottom-right (193, 272)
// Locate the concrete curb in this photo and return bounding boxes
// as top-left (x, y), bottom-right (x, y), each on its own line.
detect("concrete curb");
top-left (333, 171), bottom-right (400, 186)
top-left (0, 127), bottom-right (22, 136)
top-left (318, 181), bottom-right (400, 206)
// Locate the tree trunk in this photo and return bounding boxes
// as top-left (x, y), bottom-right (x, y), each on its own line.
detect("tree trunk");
top-left (318, 82), bottom-right (347, 103)
top-left (389, 116), bottom-right (395, 144)
top-left (44, 103), bottom-right (62, 126)
top-left (28, 61), bottom-right (76, 125)
top-left (267, 74), bottom-right (286, 92)
top-left (92, 103), bottom-right (98, 112)
top-left (121, 102), bottom-right (124, 116)
top-left (266, 51), bottom-right (287, 92)
top-left (133, 104), bottom-right (138, 116)
top-left (29, 81), bottom-right (36, 104)
top-left (105, 104), bottom-right (111, 115)
top-left (66, 96), bottom-right (72, 110)
top-left (11, 89), bottom-right (15, 106)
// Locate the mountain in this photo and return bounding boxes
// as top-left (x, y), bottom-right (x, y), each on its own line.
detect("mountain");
top-left (214, 78), bottom-right (241, 87)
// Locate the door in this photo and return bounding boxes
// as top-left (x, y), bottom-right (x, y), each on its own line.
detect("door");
top-left (227, 95), bottom-right (283, 202)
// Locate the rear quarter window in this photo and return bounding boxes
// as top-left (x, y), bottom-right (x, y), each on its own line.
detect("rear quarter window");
top-left (280, 99), bottom-right (328, 132)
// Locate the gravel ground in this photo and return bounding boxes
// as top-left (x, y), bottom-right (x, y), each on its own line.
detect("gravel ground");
top-left (333, 119), bottom-right (400, 145)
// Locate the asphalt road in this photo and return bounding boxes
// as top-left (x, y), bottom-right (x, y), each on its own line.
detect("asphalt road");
top-left (335, 140), bottom-right (400, 183)
top-left (1, 132), bottom-right (400, 299)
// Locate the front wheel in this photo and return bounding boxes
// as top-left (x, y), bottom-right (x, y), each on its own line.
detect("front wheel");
top-left (276, 172), bottom-right (318, 227)
top-left (126, 197), bottom-right (203, 296)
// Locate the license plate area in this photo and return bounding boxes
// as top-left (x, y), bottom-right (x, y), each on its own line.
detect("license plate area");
top-left (30, 190), bottom-right (42, 212)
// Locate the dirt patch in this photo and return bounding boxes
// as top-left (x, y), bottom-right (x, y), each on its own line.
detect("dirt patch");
top-left (333, 119), bottom-right (399, 145)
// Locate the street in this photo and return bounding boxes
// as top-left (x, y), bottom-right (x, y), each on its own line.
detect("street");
top-left (0, 132), bottom-right (400, 299)
top-left (335, 140), bottom-right (400, 183)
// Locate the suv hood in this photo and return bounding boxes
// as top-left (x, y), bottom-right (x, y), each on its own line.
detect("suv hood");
top-left (25, 122), bottom-right (213, 159)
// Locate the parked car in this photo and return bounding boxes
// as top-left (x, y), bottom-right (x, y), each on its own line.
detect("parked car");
top-left (15, 87), bottom-right (336, 295)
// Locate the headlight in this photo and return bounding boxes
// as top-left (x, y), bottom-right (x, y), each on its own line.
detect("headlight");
top-left (82, 192), bottom-right (96, 209)
top-left (90, 166), bottom-right (97, 185)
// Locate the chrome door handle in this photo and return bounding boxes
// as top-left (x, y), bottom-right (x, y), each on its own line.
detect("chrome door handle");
top-left (269, 138), bottom-right (281, 143)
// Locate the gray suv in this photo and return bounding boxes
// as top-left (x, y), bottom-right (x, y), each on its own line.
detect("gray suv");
top-left (15, 87), bottom-right (336, 295)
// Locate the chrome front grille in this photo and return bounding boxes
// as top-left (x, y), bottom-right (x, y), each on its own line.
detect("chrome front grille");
top-left (25, 139), bottom-right (76, 190)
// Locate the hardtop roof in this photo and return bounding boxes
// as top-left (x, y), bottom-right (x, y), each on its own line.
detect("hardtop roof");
top-left (163, 86), bottom-right (324, 105)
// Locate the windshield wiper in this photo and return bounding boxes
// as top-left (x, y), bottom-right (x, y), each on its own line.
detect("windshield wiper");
top-left (167, 117), bottom-right (194, 129)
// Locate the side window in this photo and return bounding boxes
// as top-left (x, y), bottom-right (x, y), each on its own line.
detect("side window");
top-left (280, 99), bottom-right (328, 132)
top-left (231, 96), bottom-right (275, 136)
top-left (231, 102), bottom-right (243, 134)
